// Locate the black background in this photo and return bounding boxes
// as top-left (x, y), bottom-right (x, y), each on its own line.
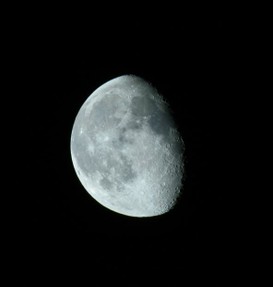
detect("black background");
top-left (6, 5), bottom-right (248, 286)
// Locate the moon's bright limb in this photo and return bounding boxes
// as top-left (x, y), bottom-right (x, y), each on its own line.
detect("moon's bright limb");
top-left (71, 75), bottom-right (184, 217)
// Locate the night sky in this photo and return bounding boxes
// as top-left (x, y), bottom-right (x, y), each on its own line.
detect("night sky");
top-left (7, 7), bottom-right (247, 286)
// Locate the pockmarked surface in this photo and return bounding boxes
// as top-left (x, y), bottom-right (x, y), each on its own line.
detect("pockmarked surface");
top-left (71, 75), bottom-right (184, 217)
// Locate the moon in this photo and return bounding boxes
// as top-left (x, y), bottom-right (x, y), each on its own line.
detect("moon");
top-left (70, 75), bottom-right (184, 217)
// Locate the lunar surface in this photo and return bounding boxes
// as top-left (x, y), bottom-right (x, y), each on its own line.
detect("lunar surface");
top-left (70, 75), bottom-right (184, 217)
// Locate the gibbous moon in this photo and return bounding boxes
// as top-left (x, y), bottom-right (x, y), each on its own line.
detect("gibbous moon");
top-left (71, 75), bottom-right (184, 217)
